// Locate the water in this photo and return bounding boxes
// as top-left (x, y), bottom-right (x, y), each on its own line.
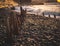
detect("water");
top-left (14, 5), bottom-right (60, 18)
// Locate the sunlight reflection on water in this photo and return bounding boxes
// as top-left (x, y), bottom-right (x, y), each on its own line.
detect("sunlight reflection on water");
top-left (14, 5), bottom-right (60, 16)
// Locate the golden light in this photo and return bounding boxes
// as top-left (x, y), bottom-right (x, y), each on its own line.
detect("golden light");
top-left (57, 0), bottom-right (60, 2)
top-left (0, 0), bottom-right (18, 8)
